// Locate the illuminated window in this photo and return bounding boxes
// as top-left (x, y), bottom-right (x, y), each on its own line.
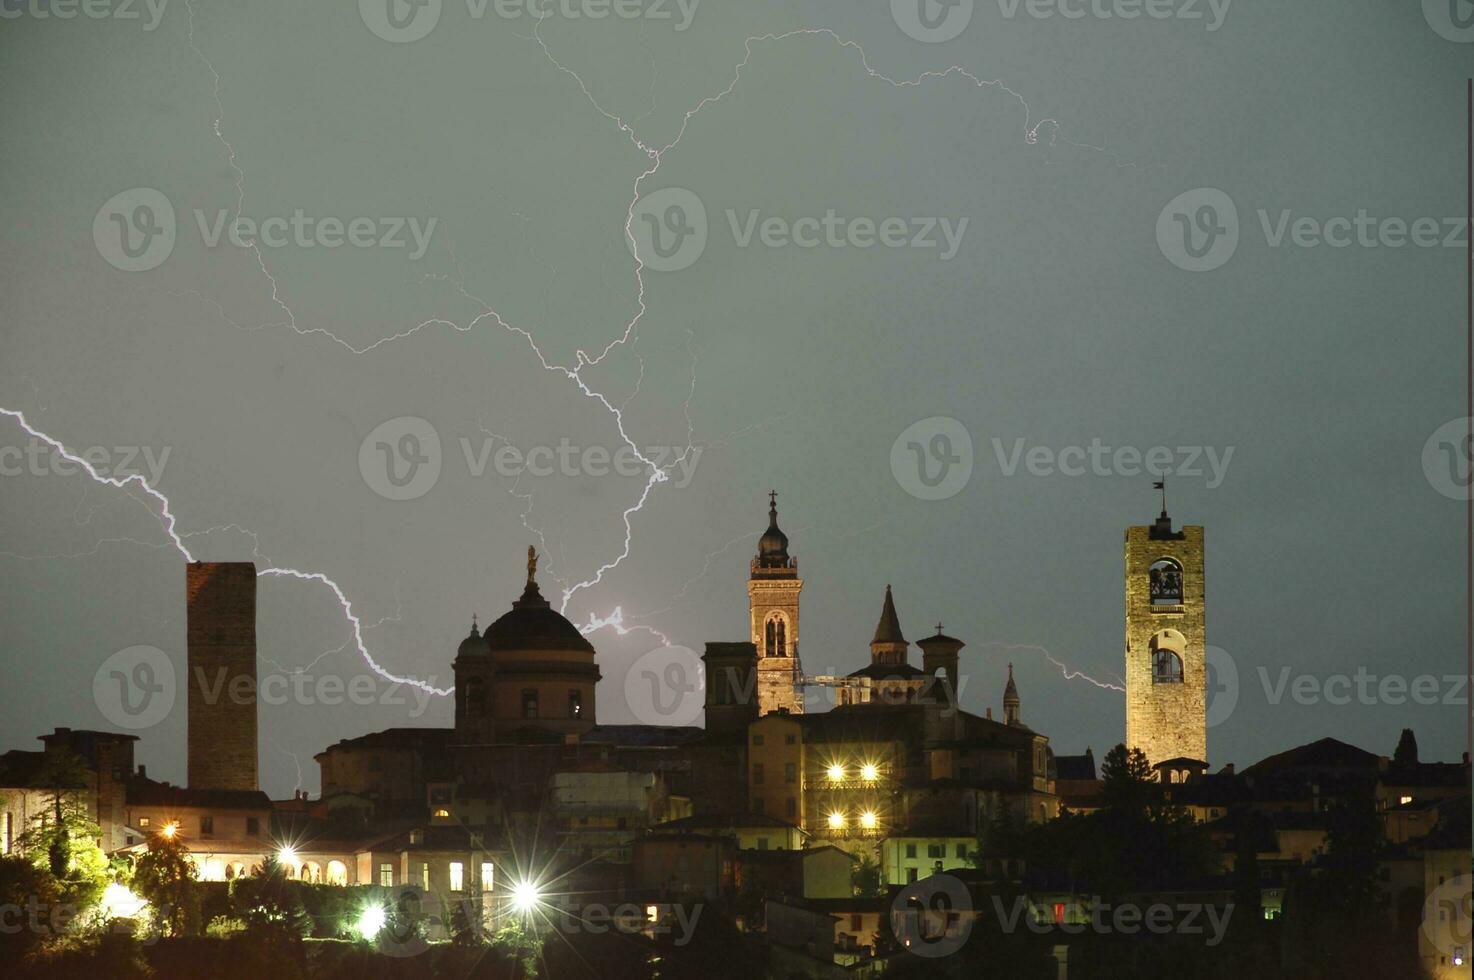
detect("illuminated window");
top-left (1399, 795), bottom-right (1413, 805)
top-left (433, 808), bottom-right (450, 818)
top-left (568, 690), bottom-right (583, 718)
top-left (481, 862), bottom-right (494, 892)
top-left (379, 863), bottom-right (393, 886)
top-left (421, 863), bottom-right (430, 891)
top-left (138, 817), bottom-right (150, 828)
top-left (450, 862), bottom-right (464, 892)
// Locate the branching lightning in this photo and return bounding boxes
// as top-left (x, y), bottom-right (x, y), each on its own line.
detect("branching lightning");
top-left (6, 11), bottom-right (1143, 705)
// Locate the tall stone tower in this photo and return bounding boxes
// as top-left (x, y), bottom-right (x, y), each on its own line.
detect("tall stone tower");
top-left (749, 492), bottom-right (803, 715)
top-left (186, 562), bottom-right (259, 791)
top-left (1124, 502), bottom-right (1206, 772)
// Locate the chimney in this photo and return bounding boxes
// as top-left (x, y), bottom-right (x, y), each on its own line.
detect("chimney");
top-left (187, 562), bottom-right (259, 791)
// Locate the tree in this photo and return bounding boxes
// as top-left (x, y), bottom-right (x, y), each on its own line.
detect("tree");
top-left (1100, 744), bottom-right (1159, 816)
top-left (1393, 728), bottom-right (1418, 766)
top-left (15, 751), bottom-right (109, 907)
top-left (132, 830), bottom-right (197, 936)
top-left (851, 854), bottom-right (882, 897)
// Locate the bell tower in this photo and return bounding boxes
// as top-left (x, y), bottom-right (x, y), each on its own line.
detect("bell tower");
top-left (749, 491), bottom-right (804, 715)
top-left (1124, 489), bottom-right (1207, 772)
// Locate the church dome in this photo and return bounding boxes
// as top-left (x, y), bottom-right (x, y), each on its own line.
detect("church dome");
top-left (756, 492), bottom-right (790, 566)
top-left (456, 621), bottom-right (487, 659)
top-left (483, 549), bottom-right (594, 655)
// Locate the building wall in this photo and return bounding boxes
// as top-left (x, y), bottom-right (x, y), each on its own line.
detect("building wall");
top-left (749, 715), bottom-right (805, 825)
top-left (880, 836), bottom-right (973, 885)
top-left (1124, 525), bottom-right (1207, 769)
top-left (187, 562), bottom-right (259, 792)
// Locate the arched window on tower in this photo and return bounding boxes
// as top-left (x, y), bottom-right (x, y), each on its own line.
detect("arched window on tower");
top-left (764, 614), bottom-right (788, 657)
top-left (1149, 558), bottom-right (1183, 605)
top-left (1153, 649), bottom-right (1184, 684)
top-left (1149, 630), bottom-right (1186, 684)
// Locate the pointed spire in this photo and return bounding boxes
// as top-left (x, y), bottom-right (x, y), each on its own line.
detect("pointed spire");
top-left (871, 584), bottom-right (906, 646)
top-left (1004, 662), bottom-right (1019, 703)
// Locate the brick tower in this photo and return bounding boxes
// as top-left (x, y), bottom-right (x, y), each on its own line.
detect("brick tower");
top-left (749, 492), bottom-right (803, 715)
top-left (186, 562), bottom-right (259, 791)
top-left (1124, 497), bottom-right (1206, 772)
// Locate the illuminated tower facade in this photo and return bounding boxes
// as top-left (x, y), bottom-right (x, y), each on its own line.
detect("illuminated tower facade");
top-left (1124, 504), bottom-right (1207, 772)
top-left (749, 492), bottom-right (804, 715)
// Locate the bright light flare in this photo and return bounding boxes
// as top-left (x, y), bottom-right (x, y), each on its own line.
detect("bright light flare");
top-left (277, 846), bottom-right (298, 866)
top-left (355, 904), bottom-right (386, 940)
top-left (512, 879), bottom-right (541, 912)
top-left (826, 764), bottom-right (845, 782)
top-left (827, 811), bottom-right (845, 830)
top-left (860, 810), bottom-right (878, 829)
top-left (99, 882), bottom-right (149, 919)
top-left (860, 763), bottom-right (879, 781)
top-left (160, 822), bottom-right (178, 840)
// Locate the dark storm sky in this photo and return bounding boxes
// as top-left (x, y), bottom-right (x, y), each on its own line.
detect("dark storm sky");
top-left (1, 0), bottom-right (1470, 797)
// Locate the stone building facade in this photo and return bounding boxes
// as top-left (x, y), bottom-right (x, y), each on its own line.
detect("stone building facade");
top-left (186, 561), bottom-right (259, 792)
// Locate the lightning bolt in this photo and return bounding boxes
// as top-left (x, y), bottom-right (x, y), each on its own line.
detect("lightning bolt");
top-left (981, 641), bottom-right (1125, 692)
top-left (0, 405), bottom-right (452, 696)
top-left (9, 14), bottom-right (1147, 712)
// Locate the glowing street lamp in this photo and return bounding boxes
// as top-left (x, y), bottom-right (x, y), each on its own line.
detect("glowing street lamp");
top-left (860, 763), bottom-right (879, 782)
top-left (826, 764), bottom-right (845, 782)
top-left (827, 811), bottom-right (846, 830)
top-left (159, 822), bottom-right (178, 840)
top-left (860, 810), bottom-right (878, 830)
